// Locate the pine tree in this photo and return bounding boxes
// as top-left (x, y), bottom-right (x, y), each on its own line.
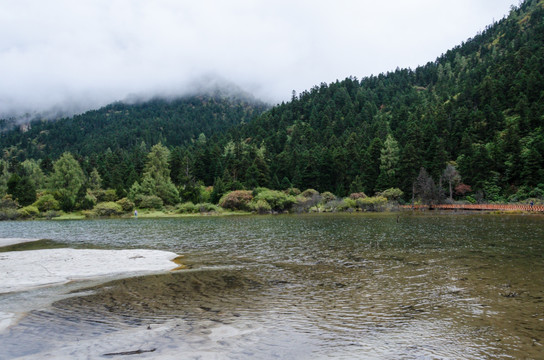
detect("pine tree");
top-left (376, 134), bottom-right (400, 191)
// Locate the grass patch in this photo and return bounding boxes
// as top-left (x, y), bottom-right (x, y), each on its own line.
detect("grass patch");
top-left (52, 212), bottom-right (86, 220)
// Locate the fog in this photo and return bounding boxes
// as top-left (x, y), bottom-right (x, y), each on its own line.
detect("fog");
top-left (0, 0), bottom-right (515, 119)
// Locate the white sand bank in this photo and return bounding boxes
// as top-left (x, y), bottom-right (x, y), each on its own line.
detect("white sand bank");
top-left (0, 238), bottom-right (42, 247)
top-left (0, 248), bottom-right (180, 294)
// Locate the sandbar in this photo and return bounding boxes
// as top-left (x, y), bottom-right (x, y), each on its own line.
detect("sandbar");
top-left (0, 238), bottom-right (42, 247)
top-left (0, 248), bottom-right (180, 294)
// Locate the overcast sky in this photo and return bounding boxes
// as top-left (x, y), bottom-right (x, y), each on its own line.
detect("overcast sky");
top-left (0, 0), bottom-right (516, 118)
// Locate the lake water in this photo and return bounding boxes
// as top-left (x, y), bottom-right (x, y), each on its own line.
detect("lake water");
top-left (1, 213), bottom-right (543, 359)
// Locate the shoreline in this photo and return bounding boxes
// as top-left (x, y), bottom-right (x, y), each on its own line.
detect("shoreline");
top-left (1, 206), bottom-right (543, 222)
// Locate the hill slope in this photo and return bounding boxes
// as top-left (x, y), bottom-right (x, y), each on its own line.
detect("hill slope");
top-left (203, 0), bottom-right (544, 199)
top-left (0, 94), bottom-right (268, 159)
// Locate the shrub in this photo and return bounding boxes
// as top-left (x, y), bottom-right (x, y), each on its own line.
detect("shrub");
top-left (250, 199), bottom-right (272, 214)
top-left (177, 202), bottom-right (197, 213)
top-left (252, 187), bottom-right (270, 196)
top-left (378, 188), bottom-right (404, 201)
top-left (335, 197), bottom-right (357, 211)
top-left (198, 186), bottom-right (212, 204)
top-left (285, 187), bottom-right (301, 196)
top-left (195, 202), bottom-right (222, 213)
top-left (92, 202), bottom-right (124, 217)
top-left (254, 189), bottom-right (296, 211)
top-left (322, 199), bottom-right (343, 212)
top-left (0, 195), bottom-right (18, 209)
top-left (116, 197), bottom-right (135, 212)
top-left (356, 196), bottom-right (388, 211)
top-left (528, 186), bottom-right (544, 199)
top-left (466, 195), bottom-right (477, 204)
top-left (17, 205), bottom-right (40, 219)
top-left (454, 183), bottom-right (472, 197)
top-left (43, 210), bottom-right (61, 219)
top-left (218, 190), bottom-right (253, 211)
top-left (0, 209), bottom-right (18, 220)
top-left (77, 193), bottom-right (96, 210)
top-left (93, 189), bottom-right (118, 202)
top-left (349, 192), bottom-right (367, 200)
top-left (156, 182), bottom-right (180, 205)
top-left (32, 194), bottom-right (60, 212)
top-left (339, 198), bottom-right (357, 210)
top-left (300, 189), bottom-right (319, 198)
top-left (320, 191), bottom-right (337, 204)
top-left (294, 189), bottom-right (321, 212)
top-left (135, 195), bottom-right (164, 210)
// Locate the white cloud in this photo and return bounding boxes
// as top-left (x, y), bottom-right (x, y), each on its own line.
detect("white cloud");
top-left (0, 0), bottom-right (515, 117)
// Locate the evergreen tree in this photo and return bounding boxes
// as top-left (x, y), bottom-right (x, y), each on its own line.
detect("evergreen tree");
top-left (49, 152), bottom-right (85, 211)
top-left (210, 177), bottom-right (226, 204)
top-left (365, 137), bottom-right (383, 194)
top-left (131, 143), bottom-right (180, 205)
top-left (376, 134), bottom-right (400, 191)
top-left (88, 168), bottom-right (103, 191)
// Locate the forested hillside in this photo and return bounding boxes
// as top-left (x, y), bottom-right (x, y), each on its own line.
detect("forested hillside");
top-left (0, 94), bottom-right (268, 159)
top-left (1, 0), bottom-right (543, 215)
top-left (207, 0), bottom-right (544, 200)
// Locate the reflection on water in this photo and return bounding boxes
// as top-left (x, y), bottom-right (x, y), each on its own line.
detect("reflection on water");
top-left (1, 213), bottom-right (543, 359)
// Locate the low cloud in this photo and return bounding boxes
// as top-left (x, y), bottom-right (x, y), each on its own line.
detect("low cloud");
top-left (0, 0), bottom-right (514, 118)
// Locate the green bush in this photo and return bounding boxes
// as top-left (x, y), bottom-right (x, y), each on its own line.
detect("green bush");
top-left (252, 187), bottom-right (270, 196)
top-left (93, 189), bottom-right (118, 202)
top-left (356, 196), bottom-right (388, 211)
top-left (294, 189), bottom-right (321, 212)
top-left (378, 188), bottom-right (404, 201)
top-left (43, 210), bottom-right (61, 219)
top-left (250, 199), bottom-right (272, 214)
top-left (285, 187), bottom-right (301, 196)
top-left (116, 197), bottom-right (135, 212)
top-left (17, 205), bottom-right (40, 219)
top-left (77, 193), bottom-right (97, 210)
top-left (528, 186), bottom-right (544, 199)
top-left (300, 189), bottom-right (319, 198)
top-left (195, 202), bottom-right (222, 213)
top-left (320, 191), bottom-right (337, 204)
top-left (0, 209), bottom-right (18, 220)
top-left (32, 194), bottom-right (60, 212)
top-left (219, 190), bottom-right (253, 211)
top-left (156, 182), bottom-right (180, 205)
top-left (0, 195), bottom-right (18, 209)
top-left (135, 195), bottom-right (164, 209)
top-left (177, 201), bottom-right (197, 213)
top-left (199, 186), bottom-right (213, 204)
top-left (339, 198), bottom-right (357, 210)
top-left (465, 195), bottom-right (477, 204)
top-left (254, 189), bottom-right (295, 211)
top-left (92, 202), bottom-right (124, 217)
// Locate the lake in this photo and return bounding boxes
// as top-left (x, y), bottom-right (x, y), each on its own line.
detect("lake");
top-left (1, 213), bottom-right (543, 359)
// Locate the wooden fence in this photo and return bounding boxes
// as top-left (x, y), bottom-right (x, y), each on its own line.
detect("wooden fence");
top-left (401, 204), bottom-right (544, 212)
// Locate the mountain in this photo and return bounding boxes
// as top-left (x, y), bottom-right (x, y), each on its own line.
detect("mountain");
top-left (0, 93), bottom-right (269, 159)
top-left (207, 0), bottom-right (544, 199)
top-left (1, 0), bottom-right (543, 204)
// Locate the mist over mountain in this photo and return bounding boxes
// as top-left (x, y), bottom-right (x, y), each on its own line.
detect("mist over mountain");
top-left (0, 1), bottom-right (514, 120)
top-left (1, 75), bottom-right (262, 126)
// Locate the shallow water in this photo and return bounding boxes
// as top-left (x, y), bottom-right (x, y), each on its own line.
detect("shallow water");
top-left (1, 213), bottom-right (543, 359)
